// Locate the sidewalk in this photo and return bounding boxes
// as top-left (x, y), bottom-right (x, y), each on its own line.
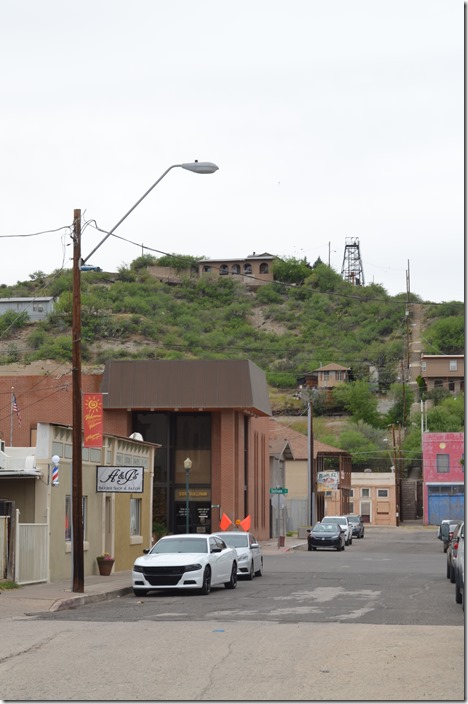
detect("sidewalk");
top-left (0, 536), bottom-right (305, 620)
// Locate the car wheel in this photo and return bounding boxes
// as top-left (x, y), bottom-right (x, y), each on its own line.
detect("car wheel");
top-left (255, 558), bottom-right (263, 577)
top-left (349, 537), bottom-right (353, 545)
top-left (225, 562), bottom-right (238, 589)
top-left (444, 546), bottom-right (448, 553)
top-left (342, 544), bottom-right (345, 550)
top-left (133, 588), bottom-right (148, 597)
top-left (450, 565), bottom-right (456, 584)
top-left (455, 576), bottom-right (462, 604)
top-left (308, 544), bottom-right (312, 551)
top-left (200, 566), bottom-right (211, 595)
top-left (447, 561), bottom-right (451, 579)
top-left (246, 560), bottom-right (255, 580)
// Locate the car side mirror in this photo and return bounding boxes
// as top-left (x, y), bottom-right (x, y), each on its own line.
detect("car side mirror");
top-left (143, 548), bottom-right (150, 554)
top-left (251, 542), bottom-right (259, 548)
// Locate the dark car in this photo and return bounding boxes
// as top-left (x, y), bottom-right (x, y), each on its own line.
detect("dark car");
top-left (347, 514), bottom-right (365, 539)
top-left (437, 519), bottom-right (460, 553)
top-left (307, 522), bottom-right (346, 551)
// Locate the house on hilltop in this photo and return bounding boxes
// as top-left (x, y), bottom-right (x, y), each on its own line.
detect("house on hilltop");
top-left (198, 252), bottom-right (275, 287)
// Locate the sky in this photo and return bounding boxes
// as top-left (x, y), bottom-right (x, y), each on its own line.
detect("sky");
top-left (0, 0), bottom-right (464, 303)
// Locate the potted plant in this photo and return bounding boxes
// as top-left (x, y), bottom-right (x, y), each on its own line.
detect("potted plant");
top-left (96, 552), bottom-right (115, 576)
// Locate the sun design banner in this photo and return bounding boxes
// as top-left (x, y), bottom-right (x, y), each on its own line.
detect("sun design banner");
top-left (83, 393), bottom-right (103, 448)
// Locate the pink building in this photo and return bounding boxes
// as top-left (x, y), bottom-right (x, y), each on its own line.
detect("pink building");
top-left (422, 432), bottom-right (464, 525)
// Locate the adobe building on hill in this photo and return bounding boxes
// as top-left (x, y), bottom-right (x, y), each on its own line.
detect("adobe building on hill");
top-left (0, 359), bottom-right (272, 540)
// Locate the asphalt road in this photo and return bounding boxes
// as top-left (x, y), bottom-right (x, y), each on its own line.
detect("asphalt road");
top-left (35, 526), bottom-right (462, 626)
top-left (0, 527), bottom-right (464, 701)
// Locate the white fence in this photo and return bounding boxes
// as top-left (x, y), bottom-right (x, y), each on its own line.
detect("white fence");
top-left (15, 511), bottom-right (48, 584)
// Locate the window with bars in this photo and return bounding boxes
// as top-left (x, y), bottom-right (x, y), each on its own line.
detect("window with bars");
top-left (436, 454), bottom-right (450, 473)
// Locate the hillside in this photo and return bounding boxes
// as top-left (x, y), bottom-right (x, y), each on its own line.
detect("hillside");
top-left (0, 258), bottom-right (464, 419)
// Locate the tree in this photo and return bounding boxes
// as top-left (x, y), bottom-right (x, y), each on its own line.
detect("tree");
top-left (272, 256), bottom-right (312, 284)
top-left (424, 316), bottom-right (464, 354)
top-left (386, 383), bottom-right (415, 427)
top-left (332, 381), bottom-right (381, 427)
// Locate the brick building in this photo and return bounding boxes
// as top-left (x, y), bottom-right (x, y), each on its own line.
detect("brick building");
top-left (0, 359), bottom-right (272, 540)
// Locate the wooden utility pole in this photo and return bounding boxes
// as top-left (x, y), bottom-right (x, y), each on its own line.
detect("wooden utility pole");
top-left (72, 209), bottom-right (84, 592)
top-left (392, 424), bottom-right (400, 527)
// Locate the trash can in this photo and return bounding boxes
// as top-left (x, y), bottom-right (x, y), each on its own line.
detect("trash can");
top-left (279, 536), bottom-right (285, 547)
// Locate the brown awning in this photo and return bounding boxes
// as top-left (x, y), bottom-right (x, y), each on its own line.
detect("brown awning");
top-left (101, 359), bottom-right (272, 416)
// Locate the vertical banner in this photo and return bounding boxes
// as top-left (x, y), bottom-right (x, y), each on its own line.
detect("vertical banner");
top-left (83, 393), bottom-right (103, 448)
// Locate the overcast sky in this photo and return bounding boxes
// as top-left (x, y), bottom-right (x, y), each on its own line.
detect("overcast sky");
top-left (0, 1), bottom-right (463, 303)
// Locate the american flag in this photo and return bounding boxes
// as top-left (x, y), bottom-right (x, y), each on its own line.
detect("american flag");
top-left (12, 393), bottom-right (22, 427)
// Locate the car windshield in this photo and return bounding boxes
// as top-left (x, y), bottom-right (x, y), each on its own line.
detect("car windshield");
top-left (219, 535), bottom-right (249, 548)
top-left (313, 524), bottom-right (338, 533)
top-left (322, 517), bottom-right (344, 525)
top-left (347, 516), bottom-right (359, 524)
top-left (151, 538), bottom-right (208, 554)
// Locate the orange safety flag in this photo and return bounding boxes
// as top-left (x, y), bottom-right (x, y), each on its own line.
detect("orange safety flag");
top-left (219, 512), bottom-right (232, 531)
top-left (239, 515), bottom-right (251, 532)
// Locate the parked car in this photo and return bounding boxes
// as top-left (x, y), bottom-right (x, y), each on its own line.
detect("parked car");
top-left (454, 522), bottom-right (464, 609)
top-left (446, 523), bottom-right (462, 583)
top-left (347, 514), bottom-right (365, 539)
top-left (321, 516), bottom-right (353, 545)
top-left (437, 519), bottom-right (460, 552)
top-left (214, 531), bottom-right (263, 579)
top-left (132, 534), bottom-right (238, 596)
top-left (307, 522), bottom-right (346, 551)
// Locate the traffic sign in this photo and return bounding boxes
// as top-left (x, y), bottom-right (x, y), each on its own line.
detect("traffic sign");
top-left (270, 487), bottom-right (288, 494)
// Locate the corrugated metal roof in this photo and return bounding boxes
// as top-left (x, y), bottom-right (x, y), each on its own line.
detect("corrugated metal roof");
top-left (101, 359), bottom-right (272, 416)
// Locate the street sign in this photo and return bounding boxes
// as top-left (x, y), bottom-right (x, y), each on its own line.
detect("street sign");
top-left (270, 487), bottom-right (288, 494)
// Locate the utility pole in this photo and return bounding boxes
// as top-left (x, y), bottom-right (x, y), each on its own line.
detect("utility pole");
top-left (72, 209), bottom-right (84, 592)
top-left (308, 398), bottom-right (315, 526)
top-left (392, 423), bottom-right (401, 527)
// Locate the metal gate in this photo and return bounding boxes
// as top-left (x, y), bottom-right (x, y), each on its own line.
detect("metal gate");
top-left (428, 492), bottom-right (464, 525)
top-left (15, 514), bottom-right (48, 584)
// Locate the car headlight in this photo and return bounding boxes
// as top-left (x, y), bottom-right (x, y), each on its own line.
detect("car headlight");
top-left (133, 565), bottom-right (144, 573)
top-left (238, 553), bottom-right (249, 562)
top-left (183, 563), bottom-right (202, 572)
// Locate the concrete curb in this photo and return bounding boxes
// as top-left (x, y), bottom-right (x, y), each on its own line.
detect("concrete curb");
top-left (50, 586), bottom-right (133, 612)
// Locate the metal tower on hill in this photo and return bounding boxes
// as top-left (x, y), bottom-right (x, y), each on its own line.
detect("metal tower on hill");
top-left (341, 236), bottom-right (365, 286)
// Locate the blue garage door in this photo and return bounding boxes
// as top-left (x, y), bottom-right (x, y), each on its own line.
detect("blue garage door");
top-left (427, 485), bottom-right (464, 525)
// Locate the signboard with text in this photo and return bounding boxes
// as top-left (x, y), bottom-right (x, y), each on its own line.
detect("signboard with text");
top-left (96, 466), bottom-right (144, 493)
top-left (83, 393), bottom-right (104, 448)
top-left (317, 471), bottom-right (339, 492)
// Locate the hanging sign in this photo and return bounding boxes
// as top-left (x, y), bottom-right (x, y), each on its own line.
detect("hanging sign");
top-left (96, 466), bottom-right (144, 493)
top-left (317, 471), bottom-right (339, 492)
top-left (83, 393), bottom-right (103, 448)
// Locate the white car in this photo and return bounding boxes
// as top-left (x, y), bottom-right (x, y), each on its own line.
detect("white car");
top-left (214, 531), bottom-right (263, 579)
top-left (321, 516), bottom-right (353, 546)
top-left (132, 534), bottom-right (238, 596)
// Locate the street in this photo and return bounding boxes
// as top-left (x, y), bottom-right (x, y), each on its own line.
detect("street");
top-left (0, 527), bottom-right (464, 701)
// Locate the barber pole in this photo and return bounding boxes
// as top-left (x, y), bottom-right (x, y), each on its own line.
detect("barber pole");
top-left (52, 463), bottom-right (59, 486)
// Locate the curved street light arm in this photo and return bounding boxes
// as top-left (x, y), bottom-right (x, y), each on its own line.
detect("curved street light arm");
top-left (82, 164), bottom-right (181, 264)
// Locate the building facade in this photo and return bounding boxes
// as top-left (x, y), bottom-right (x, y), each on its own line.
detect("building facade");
top-left (350, 472), bottom-right (397, 526)
top-left (0, 422), bottom-right (155, 582)
top-left (0, 360), bottom-right (272, 541)
top-left (422, 432), bottom-right (464, 525)
top-left (0, 297), bottom-right (55, 322)
top-left (420, 355), bottom-right (464, 394)
top-left (198, 253), bottom-right (275, 287)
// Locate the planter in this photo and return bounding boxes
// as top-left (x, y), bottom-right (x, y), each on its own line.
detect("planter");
top-left (96, 558), bottom-right (115, 576)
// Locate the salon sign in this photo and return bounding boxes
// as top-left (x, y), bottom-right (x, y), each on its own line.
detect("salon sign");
top-left (96, 466), bottom-right (144, 493)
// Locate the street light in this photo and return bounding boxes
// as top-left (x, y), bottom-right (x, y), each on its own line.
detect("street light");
top-left (184, 457), bottom-right (192, 533)
top-left (71, 161), bottom-right (218, 592)
top-left (81, 161), bottom-right (219, 265)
